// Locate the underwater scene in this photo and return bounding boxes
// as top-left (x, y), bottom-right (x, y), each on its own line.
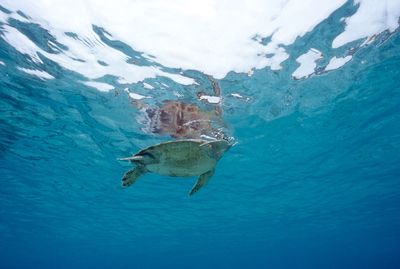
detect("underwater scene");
top-left (1, 1), bottom-right (400, 268)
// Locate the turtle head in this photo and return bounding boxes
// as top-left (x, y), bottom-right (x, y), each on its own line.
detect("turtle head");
top-left (132, 148), bottom-right (159, 165)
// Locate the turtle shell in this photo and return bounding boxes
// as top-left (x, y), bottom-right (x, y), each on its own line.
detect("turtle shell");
top-left (135, 140), bottom-right (217, 177)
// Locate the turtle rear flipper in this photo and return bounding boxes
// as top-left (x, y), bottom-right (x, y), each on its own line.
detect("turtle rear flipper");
top-left (188, 169), bottom-right (215, 196)
top-left (122, 166), bottom-right (147, 187)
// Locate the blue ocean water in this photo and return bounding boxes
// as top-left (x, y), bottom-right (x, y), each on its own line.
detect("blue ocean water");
top-left (1, 4), bottom-right (400, 269)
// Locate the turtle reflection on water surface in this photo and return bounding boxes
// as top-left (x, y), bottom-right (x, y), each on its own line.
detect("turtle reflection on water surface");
top-left (132, 76), bottom-right (224, 139)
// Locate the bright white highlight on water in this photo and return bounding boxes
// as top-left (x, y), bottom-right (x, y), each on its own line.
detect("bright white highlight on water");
top-left (143, 83), bottom-right (154, 90)
top-left (83, 81), bottom-right (114, 92)
top-left (325, 56), bottom-right (353, 71)
top-left (231, 93), bottom-right (244, 98)
top-left (199, 95), bottom-right (221, 104)
top-left (2, 25), bottom-right (44, 64)
top-left (17, 67), bottom-right (54, 80)
top-left (0, 60), bottom-right (5, 66)
top-left (333, 0), bottom-right (400, 48)
top-left (0, 0), bottom-right (399, 87)
top-left (292, 49), bottom-right (323, 80)
top-left (124, 88), bottom-right (150, 100)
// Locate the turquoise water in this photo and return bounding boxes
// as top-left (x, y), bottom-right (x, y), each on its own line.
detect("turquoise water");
top-left (1, 3), bottom-right (400, 269)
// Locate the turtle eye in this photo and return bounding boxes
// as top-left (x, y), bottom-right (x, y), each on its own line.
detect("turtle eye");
top-left (137, 152), bottom-right (156, 160)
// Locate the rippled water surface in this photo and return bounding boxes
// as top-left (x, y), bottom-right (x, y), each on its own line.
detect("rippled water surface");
top-left (1, 1), bottom-right (400, 269)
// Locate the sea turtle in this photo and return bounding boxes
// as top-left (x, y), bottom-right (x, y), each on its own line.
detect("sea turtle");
top-left (119, 139), bottom-right (231, 196)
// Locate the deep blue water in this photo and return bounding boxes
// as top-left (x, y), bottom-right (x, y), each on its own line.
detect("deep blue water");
top-left (1, 4), bottom-right (400, 269)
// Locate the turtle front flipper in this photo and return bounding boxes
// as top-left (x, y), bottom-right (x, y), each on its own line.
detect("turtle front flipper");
top-left (122, 165), bottom-right (147, 187)
top-left (188, 169), bottom-right (215, 196)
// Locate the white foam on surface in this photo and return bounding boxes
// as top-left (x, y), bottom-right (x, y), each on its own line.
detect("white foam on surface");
top-left (123, 88), bottom-right (151, 100)
top-left (173, 91), bottom-right (184, 98)
top-left (333, 0), bottom-right (400, 48)
top-left (231, 93), bottom-right (244, 98)
top-left (1, 23), bottom-right (194, 85)
top-left (231, 93), bottom-right (251, 102)
top-left (261, 0), bottom-right (348, 45)
top-left (17, 67), bottom-right (54, 80)
top-left (199, 95), bottom-right (221, 104)
top-left (292, 48), bottom-right (323, 79)
top-left (1, 0), bottom-right (399, 84)
top-left (2, 25), bottom-right (43, 64)
top-left (128, 92), bottom-right (149, 100)
top-left (83, 81), bottom-right (114, 92)
top-left (325, 56), bottom-right (353, 71)
top-left (0, 61), bottom-right (5, 66)
top-left (143, 83), bottom-right (154, 90)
